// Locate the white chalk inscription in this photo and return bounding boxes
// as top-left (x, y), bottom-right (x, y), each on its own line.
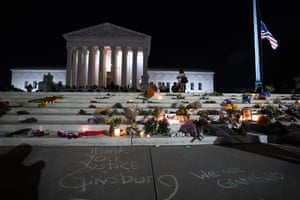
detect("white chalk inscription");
top-left (189, 167), bottom-right (285, 189)
top-left (59, 148), bottom-right (178, 200)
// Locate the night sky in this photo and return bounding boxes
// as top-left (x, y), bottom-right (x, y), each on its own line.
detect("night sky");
top-left (1, 0), bottom-right (299, 92)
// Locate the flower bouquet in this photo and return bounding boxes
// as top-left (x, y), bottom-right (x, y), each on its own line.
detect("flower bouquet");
top-left (143, 116), bottom-right (158, 135)
top-left (126, 123), bottom-right (140, 136)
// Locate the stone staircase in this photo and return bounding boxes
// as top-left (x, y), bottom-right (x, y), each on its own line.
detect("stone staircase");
top-left (0, 91), bottom-right (296, 146)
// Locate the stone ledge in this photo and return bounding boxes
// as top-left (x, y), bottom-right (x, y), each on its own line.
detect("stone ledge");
top-left (0, 137), bottom-right (132, 146)
top-left (131, 136), bottom-right (218, 146)
top-left (0, 134), bottom-right (270, 147)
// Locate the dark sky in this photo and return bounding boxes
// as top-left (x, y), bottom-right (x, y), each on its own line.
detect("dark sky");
top-left (1, 0), bottom-right (299, 92)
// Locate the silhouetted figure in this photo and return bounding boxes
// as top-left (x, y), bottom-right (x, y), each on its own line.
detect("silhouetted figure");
top-left (26, 84), bottom-right (33, 92)
top-left (0, 144), bottom-right (45, 200)
top-left (177, 69), bottom-right (188, 92)
top-left (255, 84), bottom-right (263, 94)
top-left (171, 82), bottom-right (178, 92)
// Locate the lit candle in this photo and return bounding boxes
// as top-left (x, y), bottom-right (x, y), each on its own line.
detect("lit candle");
top-left (139, 131), bottom-right (144, 137)
top-left (114, 128), bottom-right (120, 137)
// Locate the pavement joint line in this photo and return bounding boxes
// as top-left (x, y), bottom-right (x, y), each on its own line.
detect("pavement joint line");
top-left (0, 133), bottom-right (283, 147)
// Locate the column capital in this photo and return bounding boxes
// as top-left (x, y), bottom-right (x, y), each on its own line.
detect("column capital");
top-left (110, 45), bottom-right (117, 50)
top-left (142, 47), bottom-right (149, 53)
top-left (88, 46), bottom-right (95, 51)
top-left (82, 46), bottom-right (88, 53)
top-left (131, 47), bottom-right (139, 52)
top-left (121, 46), bottom-right (129, 51)
top-left (96, 46), bottom-right (104, 52)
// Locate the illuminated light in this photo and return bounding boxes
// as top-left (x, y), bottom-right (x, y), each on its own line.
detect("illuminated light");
top-left (239, 113), bottom-right (265, 123)
top-left (146, 134), bottom-right (151, 138)
top-left (251, 114), bottom-right (260, 121)
top-left (238, 115), bottom-right (242, 123)
top-left (80, 125), bottom-right (89, 132)
top-left (254, 114), bottom-right (269, 123)
top-left (114, 128), bottom-right (121, 137)
top-left (139, 131), bottom-right (144, 137)
top-left (157, 94), bottom-right (163, 100)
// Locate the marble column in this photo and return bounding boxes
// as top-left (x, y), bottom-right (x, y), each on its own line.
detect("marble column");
top-left (71, 48), bottom-right (78, 87)
top-left (132, 48), bottom-right (137, 89)
top-left (81, 47), bottom-right (88, 87)
top-left (76, 47), bottom-right (82, 87)
top-left (141, 48), bottom-right (149, 90)
top-left (121, 47), bottom-right (128, 88)
top-left (110, 46), bottom-right (116, 85)
top-left (115, 48), bottom-right (121, 86)
top-left (98, 46), bottom-right (105, 88)
top-left (87, 46), bottom-right (95, 87)
top-left (66, 47), bottom-right (73, 86)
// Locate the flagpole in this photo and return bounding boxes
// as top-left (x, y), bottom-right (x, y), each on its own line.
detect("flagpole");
top-left (253, 0), bottom-right (262, 92)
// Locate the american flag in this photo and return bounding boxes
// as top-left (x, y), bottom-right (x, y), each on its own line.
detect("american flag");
top-left (261, 20), bottom-right (278, 50)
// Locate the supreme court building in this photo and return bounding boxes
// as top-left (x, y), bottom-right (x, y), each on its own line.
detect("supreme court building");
top-left (63, 22), bottom-right (151, 90)
top-left (10, 22), bottom-right (214, 93)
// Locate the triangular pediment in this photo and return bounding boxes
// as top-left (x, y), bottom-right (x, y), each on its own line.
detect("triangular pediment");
top-left (63, 22), bottom-right (150, 39)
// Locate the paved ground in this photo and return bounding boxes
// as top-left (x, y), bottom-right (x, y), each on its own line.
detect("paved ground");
top-left (1, 143), bottom-right (300, 200)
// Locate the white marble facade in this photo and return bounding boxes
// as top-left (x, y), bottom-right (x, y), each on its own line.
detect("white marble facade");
top-left (63, 23), bottom-right (151, 90)
top-left (10, 23), bottom-right (214, 93)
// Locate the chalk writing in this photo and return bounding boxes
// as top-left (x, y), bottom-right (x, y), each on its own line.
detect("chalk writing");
top-left (222, 167), bottom-right (245, 174)
top-left (158, 174), bottom-right (179, 200)
top-left (71, 148), bottom-right (137, 173)
top-left (60, 172), bottom-right (178, 197)
top-left (59, 172), bottom-right (154, 192)
top-left (59, 147), bottom-right (178, 200)
top-left (189, 167), bottom-right (285, 189)
top-left (189, 169), bottom-right (220, 180)
top-left (217, 172), bottom-right (284, 189)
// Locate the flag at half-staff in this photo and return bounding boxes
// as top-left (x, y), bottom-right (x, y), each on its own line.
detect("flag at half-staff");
top-left (260, 20), bottom-right (279, 50)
